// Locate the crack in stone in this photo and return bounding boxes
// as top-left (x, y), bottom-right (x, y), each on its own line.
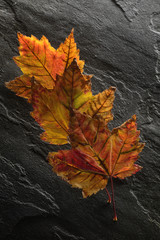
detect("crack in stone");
top-left (13, 199), bottom-right (48, 213)
top-left (0, 154), bottom-right (59, 214)
top-left (145, 145), bottom-right (160, 158)
top-left (149, 12), bottom-right (160, 35)
top-left (130, 190), bottom-right (160, 229)
top-left (112, 0), bottom-right (131, 22)
top-left (19, 181), bottom-right (58, 210)
top-left (3, 0), bottom-right (28, 32)
top-left (53, 226), bottom-right (85, 240)
top-left (0, 32), bottom-right (18, 54)
top-left (0, 102), bottom-right (21, 125)
top-left (0, 101), bottom-right (38, 130)
top-left (60, 0), bottom-right (104, 28)
top-left (154, 41), bottom-right (160, 83)
top-left (112, 0), bottom-right (140, 22)
top-left (149, 12), bottom-right (160, 83)
top-left (86, 64), bottom-right (143, 101)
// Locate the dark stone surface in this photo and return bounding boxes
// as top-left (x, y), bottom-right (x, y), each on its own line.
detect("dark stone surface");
top-left (0, 0), bottom-right (160, 239)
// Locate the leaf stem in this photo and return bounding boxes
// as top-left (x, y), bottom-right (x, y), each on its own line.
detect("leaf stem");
top-left (110, 176), bottom-right (117, 221)
top-left (105, 187), bottom-right (111, 203)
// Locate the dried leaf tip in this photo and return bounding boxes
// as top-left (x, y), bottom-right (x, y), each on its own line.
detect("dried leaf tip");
top-left (109, 86), bottom-right (116, 92)
top-left (132, 114), bottom-right (136, 121)
top-left (113, 216), bottom-right (118, 221)
top-left (17, 32), bottom-right (22, 37)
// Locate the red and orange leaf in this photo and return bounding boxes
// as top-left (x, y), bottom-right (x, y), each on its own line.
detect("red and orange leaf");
top-left (57, 29), bottom-right (84, 72)
top-left (49, 111), bottom-right (144, 197)
top-left (5, 75), bottom-right (32, 101)
top-left (48, 149), bottom-right (108, 197)
top-left (69, 111), bottom-right (144, 180)
top-left (14, 33), bottom-right (65, 89)
top-left (104, 115), bottom-right (145, 178)
top-left (78, 86), bottom-right (116, 123)
top-left (31, 84), bottom-right (69, 145)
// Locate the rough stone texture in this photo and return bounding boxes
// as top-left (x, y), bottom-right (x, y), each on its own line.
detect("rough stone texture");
top-left (0, 0), bottom-right (160, 239)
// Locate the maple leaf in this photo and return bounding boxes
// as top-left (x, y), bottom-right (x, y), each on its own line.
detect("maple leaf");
top-left (48, 111), bottom-right (144, 220)
top-left (68, 111), bottom-right (145, 179)
top-left (10, 33), bottom-right (65, 90)
top-left (57, 29), bottom-right (84, 72)
top-left (6, 30), bottom-right (84, 100)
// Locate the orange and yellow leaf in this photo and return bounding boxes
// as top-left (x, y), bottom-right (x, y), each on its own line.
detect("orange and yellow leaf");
top-left (14, 33), bottom-right (65, 89)
top-left (105, 115), bottom-right (145, 178)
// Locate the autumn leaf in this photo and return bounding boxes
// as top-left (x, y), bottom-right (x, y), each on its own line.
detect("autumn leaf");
top-left (57, 29), bottom-right (84, 72)
top-left (49, 111), bottom-right (144, 220)
top-left (69, 111), bottom-right (144, 180)
top-left (6, 30), bottom-right (85, 100)
top-left (13, 33), bottom-right (65, 89)
top-left (104, 115), bottom-right (144, 179)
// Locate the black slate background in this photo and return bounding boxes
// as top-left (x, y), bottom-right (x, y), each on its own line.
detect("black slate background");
top-left (0, 0), bottom-right (160, 239)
